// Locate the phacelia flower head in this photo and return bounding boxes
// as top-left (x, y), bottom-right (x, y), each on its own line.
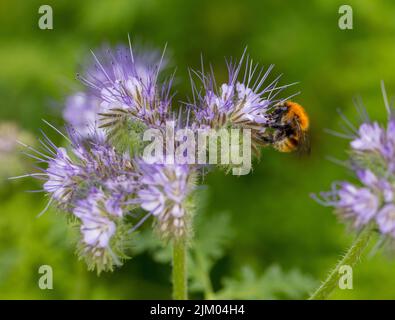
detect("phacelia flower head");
top-left (74, 187), bottom-right (127, 273)
top-left (350, 122), bottom-right (385, 152)
top-left (313, 82), bottom-right (395, 241)
top-left (78, 42), bottom-right (173, 128)
top-left (137, 157), bottom-right (196, 240)
top-left (43, 146), bottom-right (81, 203)
top-left (19, 124), bottom-right (139, 272)
top-left (74, 187), bottom-right (117, 247)
top-left (315, 176), bottom-right (382, 229)
top-left (20, 41), bottom-right (299, 276)
top-left (31, 126), bottom-right (137, 212)
top-left (189, 50), bottom-right (295, 153)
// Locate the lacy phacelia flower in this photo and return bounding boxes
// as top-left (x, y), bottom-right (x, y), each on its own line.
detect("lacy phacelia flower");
top-left (20, 43), bottom-right (296, 274)
top-left (189, 52), bottom-right (294, 153)
top-left (74, 188), bottom-right (126, 273)
top-left (22, 127), bottom-right (138, 272)
top-left (137, 159), bottom-right (196, 239)
top-left (74, 188), bottom-right (117, 248)
top-left (313, 84), bottom-right (395, 241)
top-left (43, 147), bottom-right (81, 202)
top-left (79, 44), bottom-right (172, 128)
top-left (63, 92), bottom-right (104, 138)
top-left (194, 81), bottom-right (271, 126)
top-left (37, 129), bottom-right (137, 212)
top-left (349, 119), bottom-right (395, 177)
top-left (316, 179), bottom-right (380, 228)
top-left (350, 122), bottom-right (385, 152)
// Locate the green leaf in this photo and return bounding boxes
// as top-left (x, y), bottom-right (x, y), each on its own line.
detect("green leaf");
top-left (188, 190), bottom-right (234, 296)
top-left (194, 212), bottom-right (234, 268)
top-left (131, 228), bottom-right (172, 264)
top-left (216, 265), bottom-right (317, 300)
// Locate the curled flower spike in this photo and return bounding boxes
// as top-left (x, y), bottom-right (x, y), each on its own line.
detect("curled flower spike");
top-left (315, 179), bottom-right (380, 228)
top-left (350, 122), bottom-right (385, 152)
top-left (309, 82), bottom-right (395, 300)
top-left (350, 119), bottom-right (395, 174)
top-left (30, 127), bottom-right (137, 213)
top-left (313, 82), bottom-right (395, 240)
top-left (78, 42), bottom-right (173, 128)
top-left (43, 146), bottom-right (81, 203)
top-left (188, 49), bottom-right (297, 153)
top-left (19, 41), bottom-right (297, 280)
top-left (137, 158), bottom-right (196, 240)
top-left (74, 187), bottom-right (117, 248)
top-left (74, 187), bottom-right (128, 273)
top-left (15, 124), bottom-right (140, 272)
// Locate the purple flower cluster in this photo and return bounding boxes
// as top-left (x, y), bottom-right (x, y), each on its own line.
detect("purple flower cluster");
top-left (189, 52), bottom-right (293, 151)
top-left (137, 159), bottom-right (195, 239)
top-left (316, 169), bottom-right (394, 232)
top-left (24, 127), bottom-right (138, 272)
top-left (314, 84), bottom-right (395, 239)
top-left (22, 41), bottom-right (293, 273)
top-left (351, 119), bottom-right (395, 172)
top-left (43, 132), bottom-right (136, 210)
top-left (77, 44), bottom-right (172, 128)
top-left (74, 188), bottom-right (117, 248)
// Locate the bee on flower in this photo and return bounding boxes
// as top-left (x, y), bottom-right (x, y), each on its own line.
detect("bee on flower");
top-left (16, 40), bottom-right (298, 277)
top-left (188, 50), bottom-right (307, 156)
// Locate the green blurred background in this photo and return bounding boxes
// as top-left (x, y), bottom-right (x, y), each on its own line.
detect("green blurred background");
top-left (1, 0), bottom-right (395, 299)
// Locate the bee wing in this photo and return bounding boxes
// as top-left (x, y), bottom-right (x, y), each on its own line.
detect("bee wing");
top-left (295, 120), bottom-right (311, 155)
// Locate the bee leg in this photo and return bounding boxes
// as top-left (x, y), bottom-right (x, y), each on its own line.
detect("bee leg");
top-left (270, 124), bottom-right (291, 130)
top-left (260, 123), bottom-right (289, 130)
top-left (257, 135), bottom-right (275, 145)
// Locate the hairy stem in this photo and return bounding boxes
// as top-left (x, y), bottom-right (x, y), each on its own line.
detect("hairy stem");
top-left (172, 239), bottom-right (188, 300)
top-left (309, 224), bottom-right (374, 300)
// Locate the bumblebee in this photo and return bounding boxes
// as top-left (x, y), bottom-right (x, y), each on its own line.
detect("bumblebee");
top-left (263, 101), bottom-right (310, 153)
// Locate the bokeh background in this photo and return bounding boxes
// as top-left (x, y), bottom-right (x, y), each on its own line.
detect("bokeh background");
top-left (1, 0), bottom-right (395, 299)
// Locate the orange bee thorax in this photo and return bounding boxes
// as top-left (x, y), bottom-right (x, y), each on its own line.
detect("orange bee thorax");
top-left (283, 101), bottom-right (309, 131)
top-left (269, 100), bottom-right (310, 153)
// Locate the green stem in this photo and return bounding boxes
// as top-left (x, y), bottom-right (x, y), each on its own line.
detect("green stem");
top-left (309, 224), bottom-right (374, 300)
top-left (172, 239), bottom-right (188, 300)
